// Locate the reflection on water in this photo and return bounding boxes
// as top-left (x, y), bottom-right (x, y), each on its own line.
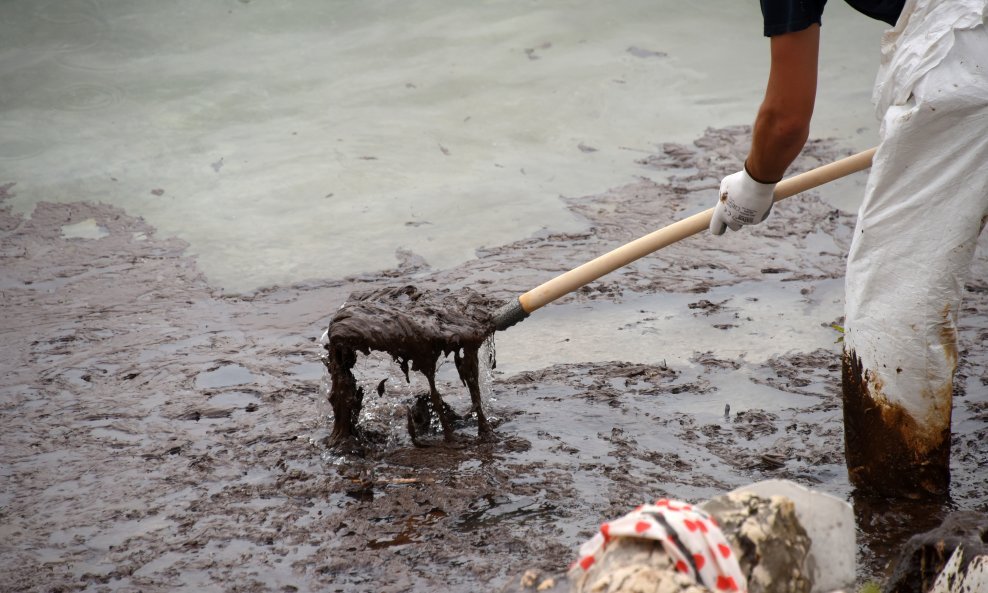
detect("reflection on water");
top-left (1, 0), bottom-right (885, 292)
top-left (853, 495), bottom-right (943, 581)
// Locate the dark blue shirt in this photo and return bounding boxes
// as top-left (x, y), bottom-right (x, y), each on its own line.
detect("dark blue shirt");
top-left (761, 0), bottom-right (906, 36)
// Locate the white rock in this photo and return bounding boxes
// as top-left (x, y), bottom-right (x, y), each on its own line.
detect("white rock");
top-left (727, 480), bottom-right (855, 593)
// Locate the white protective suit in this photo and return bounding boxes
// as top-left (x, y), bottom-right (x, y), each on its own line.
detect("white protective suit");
top-left (842, 0), bottom-right (988, 497)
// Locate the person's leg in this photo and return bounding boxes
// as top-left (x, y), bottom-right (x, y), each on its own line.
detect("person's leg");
top-left (842, 24), bottom-right (988, 499)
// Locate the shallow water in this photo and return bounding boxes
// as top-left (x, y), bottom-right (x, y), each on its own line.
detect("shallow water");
top-left (3, 4), bottom-right (985, 593)
top-left (496, 276), bottom-right (846, 374)
top-left (2, 0), bottom-right (883, 294)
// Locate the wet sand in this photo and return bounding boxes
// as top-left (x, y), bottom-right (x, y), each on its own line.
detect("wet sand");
top-left (2, 128), bottom-right (987, 592)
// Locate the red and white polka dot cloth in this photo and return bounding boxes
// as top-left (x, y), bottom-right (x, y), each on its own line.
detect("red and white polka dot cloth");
top-left (569, 498), bottom-right (747, 592)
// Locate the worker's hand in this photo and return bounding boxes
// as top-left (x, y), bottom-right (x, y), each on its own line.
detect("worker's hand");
top-left (709, 166), bottom-right (778, 235)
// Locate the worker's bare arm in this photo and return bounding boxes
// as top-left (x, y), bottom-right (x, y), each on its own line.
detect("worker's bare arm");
top-left (747, 24), bottom-right (820, 183)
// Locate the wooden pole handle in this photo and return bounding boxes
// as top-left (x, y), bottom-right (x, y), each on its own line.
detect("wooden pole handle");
top-left (517, 147), bottom-right (876, 314)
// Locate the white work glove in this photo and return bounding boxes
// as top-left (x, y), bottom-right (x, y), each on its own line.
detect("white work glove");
top-left (709, 166), bottom-right (778, 235)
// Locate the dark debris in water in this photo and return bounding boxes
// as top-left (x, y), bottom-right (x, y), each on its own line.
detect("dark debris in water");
top-left (323, 285), bottom-right (500, 449)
